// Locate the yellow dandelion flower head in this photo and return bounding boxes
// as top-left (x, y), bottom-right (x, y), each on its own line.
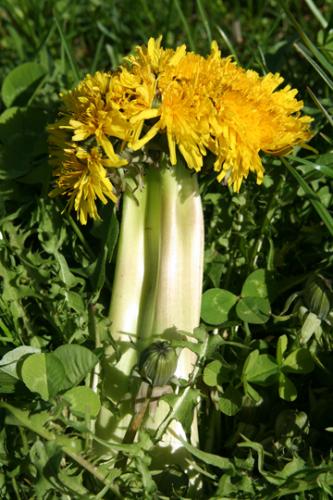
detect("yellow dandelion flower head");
top-left (129, 45), bottom-right (216, 171)
top-left (55, 71), bottom-right (129, 163)
top-left (50, 145), bottom-right (118, 225)
top-left (49, 37), bottom-right (313, 222)
top-left (49, 71), bottom-right (130, 223)
top-left (129, 37), bottom-right (312, 190)
top-left (206, 43), bottom-right (313, 190)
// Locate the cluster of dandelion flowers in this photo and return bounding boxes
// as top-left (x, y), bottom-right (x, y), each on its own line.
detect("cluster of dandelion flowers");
top-left (49, 37), bottom-right (312, 223)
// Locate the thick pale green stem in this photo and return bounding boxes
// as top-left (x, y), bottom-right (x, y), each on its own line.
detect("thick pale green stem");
top-left (137, 168), bottom-right (162, 341)
top-left (143, 161), bottom-right (204, 451)
top-left (96, 160), bottom-right (204, 453)
top-left (96, 185), bottom-right (147, 444)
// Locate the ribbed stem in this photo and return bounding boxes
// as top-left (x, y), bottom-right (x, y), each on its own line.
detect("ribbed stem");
top-left (143, 160), bottom-right (204, 450)
top-left (137, 168), bottom-right (162, 342)
top-left (96, 160), bottom-right (204, 452)
top-left (96, 185), bottom-right (147, 444)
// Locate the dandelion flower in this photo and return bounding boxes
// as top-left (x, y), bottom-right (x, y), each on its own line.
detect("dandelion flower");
top-left (50, 146), bottom-right (119, 225)
top-left (130, 48), bottom-right (215, 171)
top-left (49, 38), bottom-right (312, 222)
top-left (56, 72), bottom-right (129, 163)
top-left (207, 42), bottom-right (312, 190)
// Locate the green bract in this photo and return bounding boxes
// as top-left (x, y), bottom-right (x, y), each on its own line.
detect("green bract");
top-left (139, 341), bottom-right (177, 386)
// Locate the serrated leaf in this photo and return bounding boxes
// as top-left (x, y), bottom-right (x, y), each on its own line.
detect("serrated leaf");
top-left (55, 252), bottom-right (82, 289)
top-left (236, 296), bottom-right (271, 324)
top-left (67, 291), bottom-right (85, 313)
top-left (163, 388), bottom-right (200, 433)
top-left (1, 62), bottom-right (46, 107)
top-left (201, 288), bottom-right (238, 325)
top-left (173, 435), bottom-right (234, 471)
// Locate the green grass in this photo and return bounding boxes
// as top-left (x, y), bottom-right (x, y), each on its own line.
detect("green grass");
top-left (0, 1), bottom-right (333, 498)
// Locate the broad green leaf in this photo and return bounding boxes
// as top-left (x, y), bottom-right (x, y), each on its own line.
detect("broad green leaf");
top-left (300, 311), bottom-right (322, 344)
top-left (203, 359), bottom-right (222, 387)
top-left (243, 351), bottom-right (279, 386)
top-left (53, 344), bottom-right (98, 388)
top-left (0, 371), bottom-right (21, 394)
top-left (241, 269), bottom-right (269, 298)
top-left (1, 62), bottom-right (46, 107)
top-left (278, 373), bottom-right (297, 401)
top-left (201, 288), bottom-right (238, 325)
top-left (206, 334), bottom-right (224, 358)
top-left (0, 346), bottom-right (40, 378)
top-left (283, 348), bottom-right (314, 374)
top-left (62, 387), bottom-right (101, 417)
top-left (242, 349), bottom-right (259, 379)
top-left (236, 297), bottom-right (271, 324)
top-left (0, 106), bottom-right (19, 124)
top-left (0, 107), bottom-right (48, 180)
top-left (219, 386), bottom-right (242, 416)
top-left (244, 381), bottom-right (262, 403)
top-left (21, 353), bottom-right (68, 400)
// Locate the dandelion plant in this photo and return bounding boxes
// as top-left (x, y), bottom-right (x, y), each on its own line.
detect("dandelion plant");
top-left (49, 37), bottom-right (312, 463)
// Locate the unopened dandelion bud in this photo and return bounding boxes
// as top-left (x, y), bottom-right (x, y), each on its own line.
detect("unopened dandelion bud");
top-left (304, 275), bottom-right (331, 320)
top-left (139, 341), bottom-right (178, 387)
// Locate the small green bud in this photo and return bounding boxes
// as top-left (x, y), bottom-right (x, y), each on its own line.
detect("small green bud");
top-left (303, 275), bottom-right (332, 320)
top-left (139, 341), bottom-right (177, 387)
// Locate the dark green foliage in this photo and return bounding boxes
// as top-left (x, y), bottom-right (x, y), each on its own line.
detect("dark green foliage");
top-left (0, 0), bottom-right (333, 498)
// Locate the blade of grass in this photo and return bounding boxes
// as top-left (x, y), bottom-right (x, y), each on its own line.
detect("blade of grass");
top-left (288, 155), bottom-right (333, 180)
top-left (294, 42), bottom-right (333, 92)
top-left (307, 86), bottom-right (333, 128)
top-left (282, 158), bottom-right (333, 237)
top-left (139, 0), bottom-right (156, 24)
top-left (163, 0), bottom-right (174, 40)
top-left (278, 0), bottom-right (333, 78)
top-left (215, 25), bottom-right (239, 62)
top-left (54, 15), bottom-right (80, 84)
top-left (90, 34), bottom-right (105, 74)
top-left (173, 0), bottom-right (196, 51)
top-left (196, 0), bottom-right (212, 46)
top-left (304, 0), bottom-right (328, 29)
